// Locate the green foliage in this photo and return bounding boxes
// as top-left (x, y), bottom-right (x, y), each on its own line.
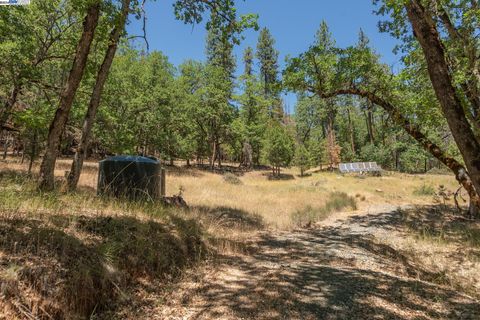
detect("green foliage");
top-left (0, 0), bottom-right (465, 180)
top-left (263, 122), bottom-right (295, 175)
top-left (293, 143), bottom-right (312, 176)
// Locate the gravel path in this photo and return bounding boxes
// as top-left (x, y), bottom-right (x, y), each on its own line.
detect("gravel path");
top-left (157, 205), bottom-right (480, 319)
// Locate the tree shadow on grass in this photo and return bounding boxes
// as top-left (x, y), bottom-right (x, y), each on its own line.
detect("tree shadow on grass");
top-left (0, 213), bottom-right (207, 319)
top-left (263, 172), bottom-right (295, 181)
top-left (195, 164), bottom-right (248, 176)
top-left (345, 205), bottom-right (480, 248)
top-left (193, 205), bottom-right (265, 231)
top-left (166, 165), bottom-right (205, 177)
top-left (296, 173), bottom-right (313, 178)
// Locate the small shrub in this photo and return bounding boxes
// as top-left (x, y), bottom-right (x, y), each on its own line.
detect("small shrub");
top-left (413, 184), bottom-right (435, 196)
top-left (291, 192), bottom-right (357, 227)
top-left (291, 206), bottom-right (322, 227)
top-left (325, 191), bottom-right (358, 212)
top-left (223, 173), bottom-right (242, 185)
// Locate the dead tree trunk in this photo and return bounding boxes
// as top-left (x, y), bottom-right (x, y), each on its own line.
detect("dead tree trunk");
top-left (405, 0), bottom-right (480, 214)
top-left (67, 0), bottom-right (130, 191)
top-left (38, 3), bottom-right (100, 191)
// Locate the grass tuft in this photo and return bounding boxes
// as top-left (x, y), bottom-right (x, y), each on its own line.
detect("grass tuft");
top-left (222, 173), bottom-right (243, 185)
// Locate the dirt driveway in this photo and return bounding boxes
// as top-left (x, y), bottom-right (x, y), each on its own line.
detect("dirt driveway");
top-left (151, 205), bottom-right (480, 319)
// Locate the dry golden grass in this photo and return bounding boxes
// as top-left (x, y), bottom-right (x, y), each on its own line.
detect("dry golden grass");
top-left (378, 206), bottom-right (480, 299)
top-left (0, 157), bottom-right (478, 319)
top-left (169, 165), bottom-right (460, 229)
top-left (0, 158), bottom-right (461, 229)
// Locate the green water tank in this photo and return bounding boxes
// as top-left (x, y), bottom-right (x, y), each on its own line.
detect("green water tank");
top-left (97, 155), bottom-right (161, 200)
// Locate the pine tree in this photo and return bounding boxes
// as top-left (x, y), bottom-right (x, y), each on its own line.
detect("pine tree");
top-left (243, 46), bottom-right (254, 76)
top-left (206, 17), bottom-right (236, 80)
top-left (256, 27), bottom-right (282, 119)
top-left (294, 143), bottom-right (312, 176)
top-left (236, 47), bottom-right (268, 165)
top-left (263, 122), bottom-right (294, 176)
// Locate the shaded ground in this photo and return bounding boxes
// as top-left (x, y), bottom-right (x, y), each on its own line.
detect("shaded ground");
top-left (0, 212), bottom-right (206, 319)
top-left (154, 205), bottom-right (480, 320)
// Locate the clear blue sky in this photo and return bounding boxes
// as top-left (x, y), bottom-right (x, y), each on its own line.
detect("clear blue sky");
top-left (127, 0), bottom-right (400, 113)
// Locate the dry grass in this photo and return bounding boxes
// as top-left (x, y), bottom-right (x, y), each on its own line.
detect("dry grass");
top-left (167, 164), bottom-right (459, 229)
top-left (0, 167), bottom-right (209, 319)
top-left (0, 157), bottom-right (474, 319)
top-left (290, 191), bottom-right (357, 227)
top-left (379, 206), bottom-right (480, 299)
top-left (0, 158), bottom-right (461, 229)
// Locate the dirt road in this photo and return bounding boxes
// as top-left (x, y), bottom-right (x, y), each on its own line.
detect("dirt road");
top-left (154, 206), bottom-right (480, 319)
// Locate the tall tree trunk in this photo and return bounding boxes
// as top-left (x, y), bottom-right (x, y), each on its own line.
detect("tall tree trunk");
top-left (217, 142), bottom-right (222, 167)
top-left (365, 102), bottom-right (375, 144)
top-left (405, 0), bottom-right (480, 213)
top-left (326, 109), bottom-right (338, 169)
top-left (210, 139), bottom-right (216, 169)
top-left (320, 88), bottom-right (480, 213)
top-left (435, 1), bottom-right (480, 130)
top-left (28, 131), bottom-right (37, 174)
top-left (67, 0), bottom-right (130, 191)
top-left (38, 3), bottom-right (101, 191)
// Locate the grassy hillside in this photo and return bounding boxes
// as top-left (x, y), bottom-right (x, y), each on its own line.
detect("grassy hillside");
top-left (0, 159), bottom-right (475, 319)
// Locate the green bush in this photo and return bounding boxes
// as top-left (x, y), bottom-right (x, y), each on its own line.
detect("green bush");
top-left (325, 191), bottom-right (358, 212)
top-left (413, 184), bottom-right (435, 196)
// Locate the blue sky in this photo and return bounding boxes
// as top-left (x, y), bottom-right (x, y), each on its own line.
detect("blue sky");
top-left (127, 0), bottom-right (400, 113)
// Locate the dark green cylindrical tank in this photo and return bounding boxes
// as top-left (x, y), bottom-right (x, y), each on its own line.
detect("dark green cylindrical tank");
top-left (97, 155), bottom-right (161, 200)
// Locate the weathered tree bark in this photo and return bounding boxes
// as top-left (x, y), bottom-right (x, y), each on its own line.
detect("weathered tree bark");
top-left (38, 3), bottom-right (101, 191)
top-left (405, 0), bottom-right (480, 214)
top-left (67, 0), bottom-right (130, 191)
top-left (434, 1), bottom-right (480, 131)
top-left (319, 87), bottom-right (480, 213)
